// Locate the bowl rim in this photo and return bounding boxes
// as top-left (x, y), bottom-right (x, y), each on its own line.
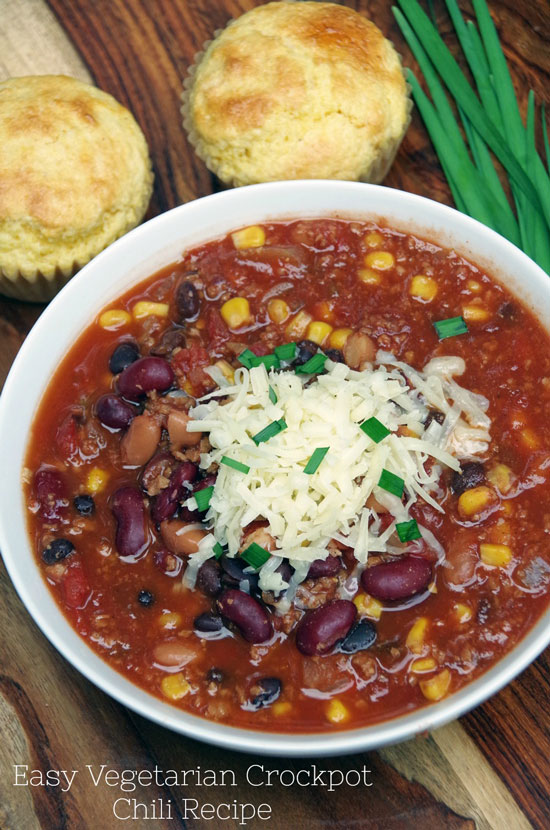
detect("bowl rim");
top-left (2, 179), bottom-right (550, 757)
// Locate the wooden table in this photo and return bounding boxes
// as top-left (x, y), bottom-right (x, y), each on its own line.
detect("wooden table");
top-left (1, 2), bottom-right (549, 828)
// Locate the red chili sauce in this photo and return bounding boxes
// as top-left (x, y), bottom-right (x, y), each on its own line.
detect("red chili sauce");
top-left (25, 219), bottom-right (550, 732)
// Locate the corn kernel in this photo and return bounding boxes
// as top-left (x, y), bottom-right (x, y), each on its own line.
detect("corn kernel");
top-left (159, 612), bottom-right (182, 630)
top-left (358, 268), bottom-right (382, 285)
top-left (410, 275), bottom-right (438, 302)
top-left (267, 298), bottom-right (290, 324)
top-left (487, 463), bottom-right (514, 495)
top-left (363, 231), bottom-right (384, 248)
top-left (466, 280), bottom-right (482, 293)
top-left (328, 328), bottom-right (353, 350)
top-left (285, 310), bottom-right (312, 340)
top-left (365, 251), bottom-right (394, 270)
top-left (161, 672), bottom-right (190, 701)
top-left (231, 225), bottom-right (265, 249)
top-left (132, 301), bottom-right (169, 320)
top-left (410, 657), bottom-right (437, 674)
top-left (462, 304), bottom-right (491, 323)
top-left (214, 359), bottom-right (235, 383)
top-left (325, 699), bottom-right (350, 724)
top-left (520, 427), bottom-right (540, 449)
top-left (306, 321), bottom-right (333, 345)
top-left (457, 486), bottom-right (497, 519)
top-left (220, 297), bottom-right (251, 330)
top-left (312, 300), bottom-right (335, 322)
top-left (406, 617), bottom-right (429, 653)
top-left (99, 309), bottom-right (131, 330)
top-left (453, 603), bottom-right (473, 624)
top-left (85, 467), bottom-right (109, 493)
top-left (353, 593), bottom-right (382, 621)
top-left (480, 543), bottom-right (513, 567)
top-left (419, 669), bottom-right (451, 701)
top-left (272, 702), bottom-right (292, 717)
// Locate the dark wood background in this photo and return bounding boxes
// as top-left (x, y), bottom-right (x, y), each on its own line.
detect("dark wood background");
top-left (1, 2), bottom-right (549, 828)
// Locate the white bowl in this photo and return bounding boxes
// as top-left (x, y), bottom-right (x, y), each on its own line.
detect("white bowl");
top-left (1, 181), bottom-right (549, 757)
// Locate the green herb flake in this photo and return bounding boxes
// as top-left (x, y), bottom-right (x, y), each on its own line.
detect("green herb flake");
top-left (268, 385), bottom-right (278, 404)
top-left (360, 417), bottom-right (391, 443)
top-left (433, 316), bottom-right (469, 340)
top-left (304, 446), bottom-right (330, 475)
top-left (213, 542), bottom-right (224, 560)
top-left (220, 456), bottom-right (250, 474)
top-left (194, 485), bottom-right (214, 512)
top-left (240, 542), bottom-right (271, 569)
top-left (274, 342), bottom-right (297, 361)
top-left (395, 519), bottom-right (422, 543)
top-left (254, 353), bottom-right (280, 371)
top-left (295, 353), bottom-right (327, 375)
top-left (238, 348), bottom-right (258, 369)
top-left (378, 469), bottom-right (405, 498)
top-left (252, 419), bottom-right (287, 445)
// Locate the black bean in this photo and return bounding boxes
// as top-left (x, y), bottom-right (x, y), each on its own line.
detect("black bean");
top-left (324, 348), bottom-right (344, 363)
top-left (451, 462), bottom-right (485, 495)
top-left (207, 667), bottom-right (224, 684)
top-left (109, 341), bottom-right (140, 374)
top-left (194, 612), bottom-right (223, 632)
top-left (197, 558), bottom-right (222, 597)
top-left (175, 279), bottom-right (200, 321)
top-left (73, 494), bottom-right (95, 516)
top-left (276, 560), bottom-right (293, 584)
top-left (220, 554), bottom-right (260, 594)
top-left (251, 677), bottom-right (281, 709)
top-left (295, 339), bottom-right (319, 365)
top-left (339, 620), bottom-right (377, 654)
top-left (477, 597), bottom-right (491, 624)
top-left (42, 538), bottom-right (74, 565)
top-left (424, 409), bottom-right (445, 429)
top-left (137, 589), bottom-right (155, 607)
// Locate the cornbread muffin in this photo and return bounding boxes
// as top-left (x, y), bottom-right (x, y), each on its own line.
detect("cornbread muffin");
top-left (0, 75), bottom-right (153, 301)
top-left (183, 1), bottom-right (410, 187)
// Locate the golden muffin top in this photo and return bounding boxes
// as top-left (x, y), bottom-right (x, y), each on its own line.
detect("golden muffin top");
top-left (185, 1), bottom-right (410, 186)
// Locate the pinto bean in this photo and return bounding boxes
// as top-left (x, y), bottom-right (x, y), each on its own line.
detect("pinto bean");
top-left (307, 555), bottom-right (342, 579)
top-left (343, 332), bottom-right (376, 369)
top-left (111, 486), bottom-right (148, 559)
top-left (117, 356), bottom-right (174, 401)
top-left (217, 589), bottom-right (273, 643)
top-left (120, 414), bottom-right (161, 467)
top-left (443, 531), bottom-right (478, 589)
top-left (33, 468), bottom-right (68, 521)
top-left (153, 641), bottom-right (195, 668)
top-left (167, 410), bottom-right (202, 451)
top-left (160, 520), bottom-right (207, 555)
top-left (96, 394), bottom-right (136, 429)
top-left (296, 600), bottom-right (356, 656)
top-left (151, 461), bottom-right (197, 524)
top-left (175, 279), bottom-right (200, 321)
top-left (362, 556), bottom-right (432, 601)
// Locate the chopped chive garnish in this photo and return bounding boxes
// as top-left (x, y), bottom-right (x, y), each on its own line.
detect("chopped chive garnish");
top-left (194, 485), bottom-right (214, 512)
top-left (240, 542), bottom-right (271, 569)
top-left (252, 419), bottom-right (287, 445)
top-left (238, 348), bottom-right (257, 369)
top-left (378, 469), bottom-right (405, 497)
top-left (253, 353), bottom-right (280, 371)
top-left (274, 342), bottom-right (297, 361)
top-left (360, 417), bottom-right (391, 443)
top-left (220, 456), bottom-right (250, 474)
top-left (295, 353), bottom-right (327, 375)
top-left (213, 542), bottom-right (224, 560)
top-left (304, 446), bottom-right (329, 475)
top-left (395, 519), bottom-right (422, 543)
top-left (433, 316), bottom-right (468, 340)
top-left (268, 385), bottom-right (277, 404)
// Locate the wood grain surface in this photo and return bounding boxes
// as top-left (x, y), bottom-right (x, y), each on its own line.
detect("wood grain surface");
top-left (1, 1), bottom-right (549, 828)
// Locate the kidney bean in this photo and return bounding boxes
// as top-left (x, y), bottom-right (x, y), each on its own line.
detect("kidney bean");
top-left (197, 558), bottom-right (222, 597)
top-left (179, 474), bottom-right (218, 521)
top-left (217, 589), bottom-right (273, 643)
top-left (295, 600), bottom-right (356, 656)
top-left (118, 356), bottom-right (174, 401)
top-left (339, 620), bottom-right (377, 654)
top-left (96, 394), bottom-right (136, 429)
top-left (153, 549), bottom-right (184, 577)
top-left (150, 327), bottom-right (186, 356)
top-left (153, 641), bottom-right (195, 668)
top-left (307, 555), bottom-right (342, 579)
top-left (151, 461), bottom-right (197, 524)
top-left (160, 521), bottom-right (206, 555)
top-left (362, 555), bottom-right (432, 602)
top-left (167, 410), bottom-right (202, 451)
top-left (120, 414), bottom-right (161, 467)
top-left (33, 468), bottom-right (68, 522)
top-left (175, 279), bottom-right (201, 321)
top-left (450, 462), bottom-right (485, 495)
top-left (109, 341), bottom-right (140, 374)
top-left (141, 452), bottom-right (176, 495)
top-left (424, 409), bottom-right (445, 429)
top-left (111, 486), bottom-right (148, 559)
top-left (194, 612), bottom-right (223, 633)
top-left (42, 538), bottom-right (74, 565)
top-left (251, 677), bottom-right (281, 709)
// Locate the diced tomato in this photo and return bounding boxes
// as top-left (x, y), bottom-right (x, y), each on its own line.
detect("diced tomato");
top-left (248, 342), bottom-right (271, 357)
top-left (62, 561), bottom-right (91, 609)
top-left (56, 413), bottom-right (80, 460)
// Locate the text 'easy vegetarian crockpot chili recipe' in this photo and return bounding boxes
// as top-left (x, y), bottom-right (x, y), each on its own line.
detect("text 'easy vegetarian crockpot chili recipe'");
top-left (25, 219), bottom-right (550, 732)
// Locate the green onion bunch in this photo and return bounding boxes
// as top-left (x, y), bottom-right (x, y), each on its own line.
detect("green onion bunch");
top-left (393, 0), bottom-right (550, 273)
